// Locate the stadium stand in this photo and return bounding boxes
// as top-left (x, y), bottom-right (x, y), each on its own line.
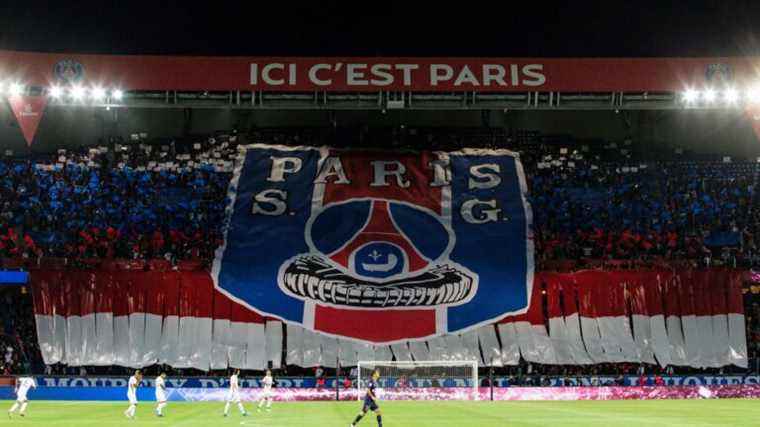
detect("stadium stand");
top-left (1, 127), bottom-right (759, 382)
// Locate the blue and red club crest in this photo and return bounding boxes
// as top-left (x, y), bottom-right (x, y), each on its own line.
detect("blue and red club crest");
top-left (280, 198), bottom-right (476, 309)
top-left (214, 145), bottom-right (533, 343)
top-left (53, 59), bottom-right (86, 85)
top-left (309, 199), bottom-right (449, 282)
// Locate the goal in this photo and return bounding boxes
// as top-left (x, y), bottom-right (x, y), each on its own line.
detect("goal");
top-left (357, 360), bottom-right (479, 400)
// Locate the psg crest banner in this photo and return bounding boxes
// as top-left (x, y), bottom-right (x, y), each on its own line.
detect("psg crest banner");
top-left (213, 145), bottom-right (534, 344)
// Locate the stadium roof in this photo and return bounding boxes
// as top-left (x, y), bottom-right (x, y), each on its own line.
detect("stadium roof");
top-left (1, 50), bottom-right (754, 92)
top-left (4, 3), bottom-right (760, 110)
top-left (1, 50), bottom-right (758, 110)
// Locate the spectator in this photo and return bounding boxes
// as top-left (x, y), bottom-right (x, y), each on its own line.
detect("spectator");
top-left (615, 374), bottom-right (625, 386)
top-left (639, 374), bottom-right (649, 386)
top-left (314, 365), bottom-right (325, 389)
top-left (396, 375), bottom-right (408, 388)
top-left (654, 375), bottom-right (664, 386)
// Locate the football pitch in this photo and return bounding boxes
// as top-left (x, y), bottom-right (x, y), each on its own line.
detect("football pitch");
top-left (1, 399), bottom-right (759, 426)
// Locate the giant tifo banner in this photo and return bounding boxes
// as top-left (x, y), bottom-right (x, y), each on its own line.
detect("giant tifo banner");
top-left (0, 50), bottom-right (757, 92)
top-left (212, 145), bottom-right (534, 344)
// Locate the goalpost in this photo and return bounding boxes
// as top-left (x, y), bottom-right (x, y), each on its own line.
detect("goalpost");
top-left (357, 360), bottom-right (479, 400)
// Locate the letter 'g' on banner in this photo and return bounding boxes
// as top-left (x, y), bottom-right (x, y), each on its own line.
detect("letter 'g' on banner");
top-left (213, 145), bottom-right (534, 344)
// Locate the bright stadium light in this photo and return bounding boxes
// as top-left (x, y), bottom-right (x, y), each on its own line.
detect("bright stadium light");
top-left (723, 88), bottom-right (739, 104)
top-left (90, 86), bottom-right (106, 101)
top-left (747, 85), bottom-right (760, 104)
top-left (70, 85), bottom-right (86, 100)
top-left (49, 86), bottom-right (63, 99)
top-left (683, 89), bottom-right (699, 103)
top-left (8, 82), bottom-right (24, 97)
top-left (702, 88), bottom-right (717, 103)
top-left (112, 89), bottom-right (124, 101)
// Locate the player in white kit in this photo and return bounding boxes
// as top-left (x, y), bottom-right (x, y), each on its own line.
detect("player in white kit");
top-left (223, 369), bottom-right (248, 417)
top-left (7, 376), bottom-right (36, 418)
top-left (257, 370), bottom-right (274, 412)
top-left (124, 370), bottom-right (142, 420)
top-left (155, 373), bottom-right (168, 417)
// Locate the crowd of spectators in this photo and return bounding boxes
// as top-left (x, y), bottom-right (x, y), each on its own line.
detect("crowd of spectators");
top-left (529, 156), bottom-right (756, 269)
top-left (0, 132), bottom-right (238, 264)
top-left (0, 287), bottom-right (38, 375)
top-left (1, 126), bottom-right (759, 378)
top-left (1, 127), bottom-right (757, 269)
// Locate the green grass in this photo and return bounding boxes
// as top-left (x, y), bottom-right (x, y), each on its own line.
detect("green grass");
top-left (2, 399), bottom-right (760, 426)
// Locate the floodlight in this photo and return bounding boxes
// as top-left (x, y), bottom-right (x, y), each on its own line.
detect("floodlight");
top-left (702, 88), bottom-right (716, 103)
top-left (90, 86), bottom-right (106, 100)
top-left (723, 88), bottom-right (739, 103)
top-left (49, 86), bottom-right (63, 98)
top-left (683, 89), bottom-right (699, 103)
top-left (747, 85), bottom-right (760, 104)
top-left (112, 89), bottom-right (124, 100)
top-left (8, 83), bottom-right (24, 97)
top-left (70, 85), bottom-right (86, 100)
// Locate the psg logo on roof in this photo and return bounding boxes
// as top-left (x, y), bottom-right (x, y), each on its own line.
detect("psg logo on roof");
top-left (53, 59), bottom-right (85, 85)
top-left (705, 63), bottom-right (733, 83)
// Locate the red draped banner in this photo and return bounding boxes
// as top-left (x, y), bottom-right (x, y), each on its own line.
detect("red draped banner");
top-left (30, 269), bottom-right (275, 371)
top-left (30, 268), bottom-right (748, 369)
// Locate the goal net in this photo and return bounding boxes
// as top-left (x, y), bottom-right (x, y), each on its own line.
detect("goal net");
top-left (357, 360), bottom-right (479, 400)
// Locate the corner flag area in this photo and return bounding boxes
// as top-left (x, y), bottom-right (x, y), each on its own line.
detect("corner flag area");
top-left (2, 399), bottom-right (759, 426)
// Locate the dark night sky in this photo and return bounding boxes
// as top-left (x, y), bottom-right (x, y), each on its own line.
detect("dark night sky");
top-left (2, 1), bottom-right (760, 57)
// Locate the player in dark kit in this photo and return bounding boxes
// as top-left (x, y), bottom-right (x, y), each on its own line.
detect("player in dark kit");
top-left (350, 369), bottom-right (382, 427)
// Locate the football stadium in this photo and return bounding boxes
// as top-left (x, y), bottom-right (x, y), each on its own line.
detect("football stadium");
top-left (2, 4), bottom-right (760, 426)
